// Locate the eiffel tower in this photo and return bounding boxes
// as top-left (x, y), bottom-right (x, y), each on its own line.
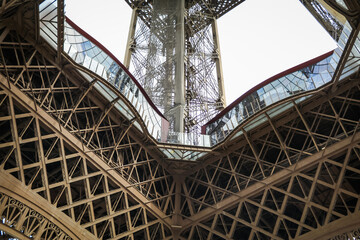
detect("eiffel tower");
top-left (0, 0), bottom-right (360, 239)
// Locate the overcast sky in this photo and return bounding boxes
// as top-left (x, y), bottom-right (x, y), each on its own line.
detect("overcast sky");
top-left (65, 0), bottom-right (337, 104)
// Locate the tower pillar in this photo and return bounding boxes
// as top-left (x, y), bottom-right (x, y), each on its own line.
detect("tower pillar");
top-left (124, 7), bottom-right (138, 68)
top-left (211, 17), bottom-right (226, 108)
top-left (173, 0), bottom-right (186, 132)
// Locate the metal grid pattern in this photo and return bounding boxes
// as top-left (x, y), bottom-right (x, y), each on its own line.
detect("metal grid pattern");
top-left (0, 67), bottom-right (173, 239)
top-left (125, 0), bottom-right (230, 134)
top-left (0, 14), bottom-right (175, 237)
top-left (0, 192), bottom-right (73, 240)
top-left (300, 0), bottom-right (344, 41)
top-left (39, 0), bottom-right (167, 142)
top-left (0, 28), bottom-right (174, 208)
top-left (0, 0), bottom-right (359, 239)
top-left (124, 0), bottom-right (246, 21)
top-left (178, 77), bottom-right (360, 239)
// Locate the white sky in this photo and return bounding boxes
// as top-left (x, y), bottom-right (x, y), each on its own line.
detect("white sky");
top-left (65, 0), bottom-right (337, 104)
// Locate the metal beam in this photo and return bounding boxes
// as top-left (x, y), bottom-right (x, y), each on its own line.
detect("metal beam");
top-left (173, 0), bottom-right (185, 132)
top-left (181, 130), bottom-right (360, 229)
top-left (0, 74), bottom-right (172, 227)
top-left (296, 211), bottom-right (360, 240)
top-left (0, 171), bottom-right (96, 239)
top-left (211, 18), bottom-right (226, 108)
top-left (124, 7), bottom-right (137, 69)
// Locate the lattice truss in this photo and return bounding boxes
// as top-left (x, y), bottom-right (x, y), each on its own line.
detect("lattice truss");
top-left (126, 0), bottom-right (346, 134)
top-left (184, 3), bottom-right (223, 133)
top-left (301, 0), bottom-right (344, 41)
top-left (178, 78), bottom-right (360, 239)
top-left (0, 24), bottom-right (175, 239)
top-left (1, 38), bottom-right (360, 238)
top-left (0, 0), bottom-right (360, 239)
top-left (127, 0), bottom-right (230, 133)
top-left (0, 192), bottom-right (73, 239)
top-left (130, 0), bottom-right (179, 127)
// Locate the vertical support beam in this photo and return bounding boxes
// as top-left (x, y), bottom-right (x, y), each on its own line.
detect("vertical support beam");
top-left (211, 18), bottom-right (226, 107)
top-left (34, 1), bottom-right (39, 43)
top-left (34, 116), bottom-right (51, 202)
top-left (124, 7), bottom-right (138, 69)
top-left (172, 175), bottom-right (182, 240)
top-left (59, 138), bottom-right (75, 220)
top-left (324, 146), bottom-right (352, 224)
top-left (228, 202), bottom-right (243, 238)
top-left (248, 188), bottom-right (268, 239)
top-left (273, 175), bottom-right (295, 236)
top-left (173, 0), bottom-right (185, 132)
top-left (57, 0), bottom-right (64, 64)
top-left (8, 95), bottom-right (25, 184)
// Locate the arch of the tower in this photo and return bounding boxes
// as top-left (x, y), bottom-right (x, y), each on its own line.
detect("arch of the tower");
top-left (0, 0), bottom-right (360, 239)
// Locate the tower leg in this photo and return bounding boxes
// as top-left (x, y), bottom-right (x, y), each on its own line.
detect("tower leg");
top-left (173, 0), bottom-right (185, 132)
top-left (124, 7), bottom-right (137, 69)
top-left (212, 18), bottom-right (226, 108)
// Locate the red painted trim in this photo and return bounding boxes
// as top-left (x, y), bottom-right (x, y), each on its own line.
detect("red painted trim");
top-left (201, 50), bottom-right (335, 134)
top-left (65, 17), bottom-right (167, 120)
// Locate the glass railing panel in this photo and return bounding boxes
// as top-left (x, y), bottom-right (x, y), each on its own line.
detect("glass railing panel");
top-left (243, 113), bottom-right (268, 133)
top-left (204, 53), bottom-right (339, 141)
top-left (114, 102), bottom-right (135, 121)
top-left (159, 148), bottom-right (207, 161)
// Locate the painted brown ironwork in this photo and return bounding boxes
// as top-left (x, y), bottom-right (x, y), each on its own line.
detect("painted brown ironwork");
top-left (0, 0), bottom-right (360, 239)
top-left (0, 74), bottom-right (173, 238)
top-left (179, 78), bottom-right (360, 238)
top-left (0, 192), bottom-right (73, 239)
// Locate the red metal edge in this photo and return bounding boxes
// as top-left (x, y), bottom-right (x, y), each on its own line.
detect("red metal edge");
top-left (201, 50), bottom-right (335, 134)
top-left (65, 17), bottom-right (167, 121)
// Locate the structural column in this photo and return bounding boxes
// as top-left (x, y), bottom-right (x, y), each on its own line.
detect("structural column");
top-left (124, 7), bottom-right (138, 69)
top-left (171, 175), bottom-right (183, 240)
top-left (212, 18), bottom-right (226, 108)
top-left (173, 0), bottom-right (185, 132)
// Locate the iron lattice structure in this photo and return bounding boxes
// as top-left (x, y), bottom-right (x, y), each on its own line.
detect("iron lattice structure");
top-left (0, 0), bottom-right (360, 239)
top-left (124, 0), bottom-right (238, 133)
